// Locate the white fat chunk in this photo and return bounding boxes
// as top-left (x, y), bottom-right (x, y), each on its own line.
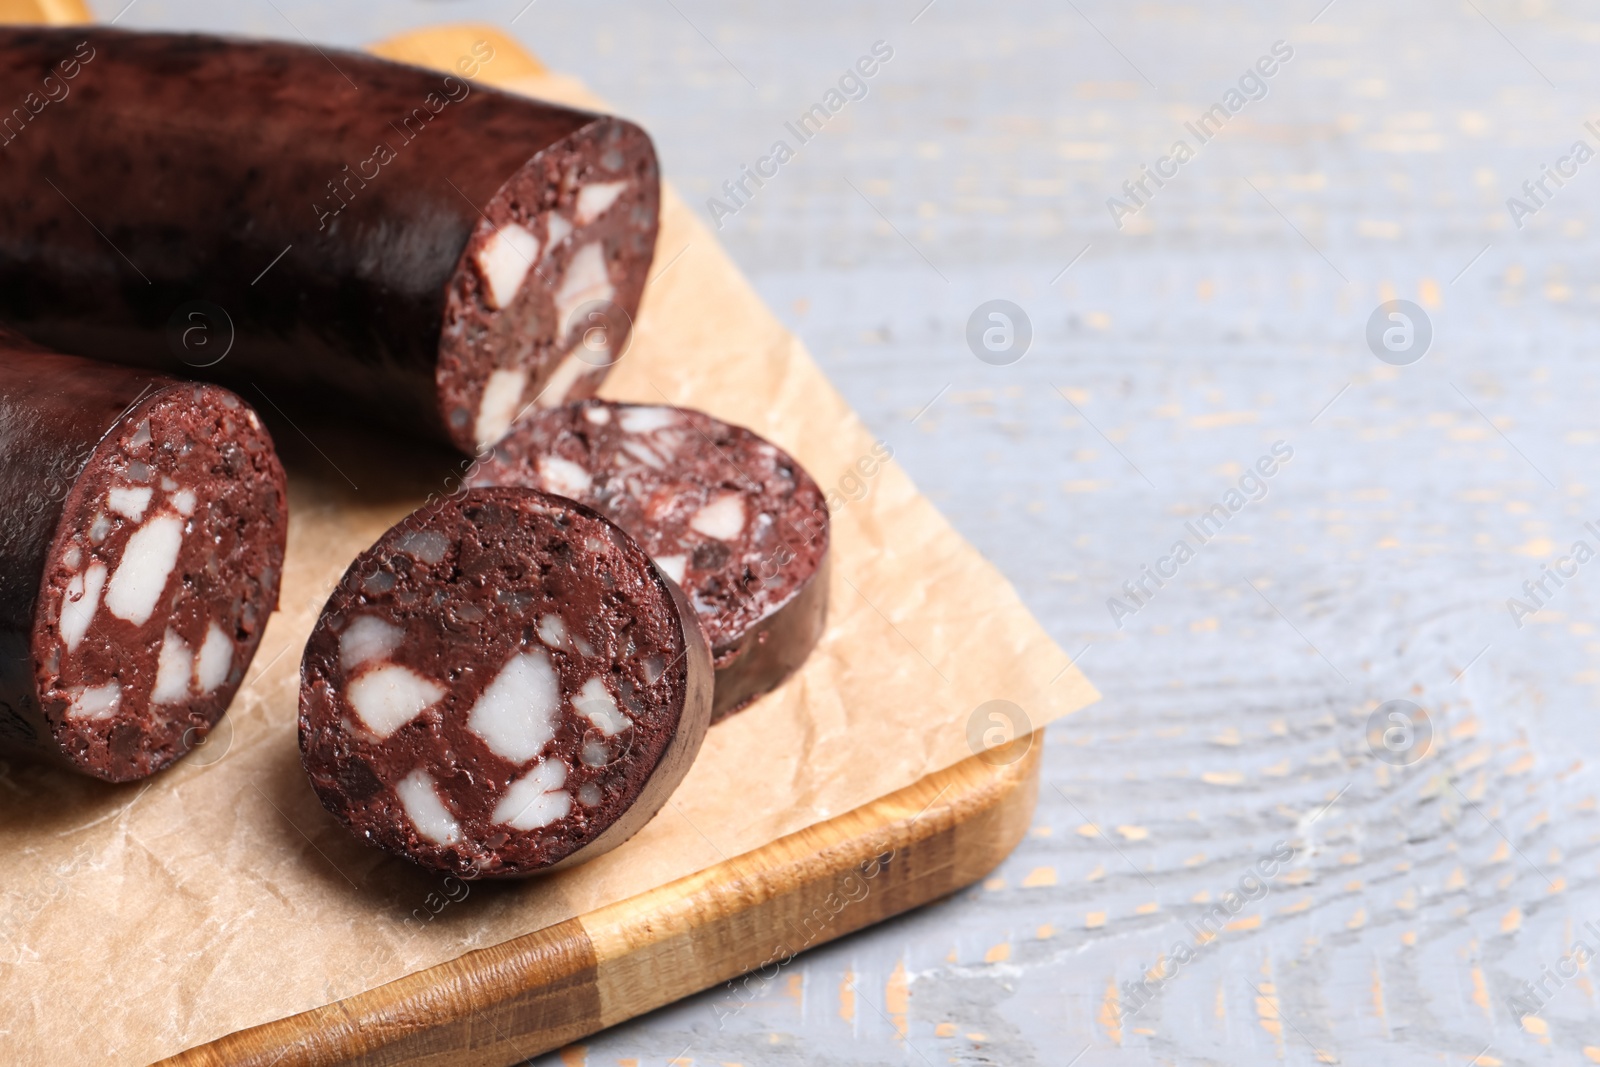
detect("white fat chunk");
top-left (619, 406), bottom-right (678, 434)
top-left (491, 760), bottom-right (571, 830)
top-left (171, 489), bottom-right (197, 517)
top-left (151, 629), bottom-right (193, 705)
top-left (195, 621), bottom-right (232, 694)
top-left (573, 677), bottom-right (630, 737)
top-left (347, 664), bottom-right (445, 738)
top-left (340, 615), bottom-right (406, 673)
top-left (689, 493), bottom-right (746, 541)
top-left (68, 680), bottom-right (121, 720)
top-left (395, 769), bottom-right (462, 845)
top-left (536, 614), bottom-right (568, 650)
top-left (475, 223), bottom-right (540, 310)
top-left (467, 651), bottom-right (560, 762)
top-left (107, 486), bottom-right (152, 521)
top-left (538, 455), bottom-right (592, 498)
top-left (395, 529), bottom-right (450, 565)
top-left (577, 782), bottom-right (603, 808)
top-left (88, 512), bottom-right (111, 544)
top-left (534, 351), bottom-right (593, 410)
top-left (544, 213), bottom-right (572, 252)
top-left (105, 514), bottom-right (184, 625)
top-left (653, 554), bottom-right (687, 585)
top-left (654, 430), bottom-right (685, 461)
top-left (494, 784), bottom-right (571, 831)
top-left (584, 405), bottom-right (611, 425)
top-left (473, 367), bottom-right (529, 450)
top-left (575, 181), bottom-right (627, 225)
top-left (59, 561), bottom-right (107, 653)
top-left (553, 243), bottom-right (615, 339)
top-left (619, 439), bottom-right (666, 471)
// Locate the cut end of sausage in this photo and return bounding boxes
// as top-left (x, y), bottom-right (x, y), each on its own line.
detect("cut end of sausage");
top-left (438, 118), bottom-right (661, 455)
top-left (298, 487), bottom-right (713, 879)
top-left (34, 384), bottom-right (288, 782)
top-left (469, 400), bottom-right (831, 721)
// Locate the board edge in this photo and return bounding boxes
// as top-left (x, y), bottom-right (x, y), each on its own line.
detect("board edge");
top-left (155, 735), bottom-right (1042, 1067)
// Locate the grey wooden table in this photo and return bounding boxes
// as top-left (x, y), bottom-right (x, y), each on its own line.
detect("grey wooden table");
top-left (95, 0), bottom-right (1600, 1062)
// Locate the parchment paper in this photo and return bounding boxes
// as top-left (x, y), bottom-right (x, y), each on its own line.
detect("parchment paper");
top-left (0, 60), bottom-right (1098, 1066)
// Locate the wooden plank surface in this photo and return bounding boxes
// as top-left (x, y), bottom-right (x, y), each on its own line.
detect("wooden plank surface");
top-left (445, 3), bottom-right (1597, 1065)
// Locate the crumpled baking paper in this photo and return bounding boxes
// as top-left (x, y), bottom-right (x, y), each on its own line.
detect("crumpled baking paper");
top-left (0, 54), bottom-right (1097, 1066)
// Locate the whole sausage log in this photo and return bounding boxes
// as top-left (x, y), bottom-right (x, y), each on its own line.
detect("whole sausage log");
top-left (0, 338), bottom-right (288, 781)
top-left (468, 400), bottom-right (830, 720)
top-left (0, 26), bottom-right (660, 454)
top-left (299, 487), bottom-right (713, 878)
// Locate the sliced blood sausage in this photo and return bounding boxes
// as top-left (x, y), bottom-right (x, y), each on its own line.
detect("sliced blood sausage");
top-left (0, 338), bottom-right (288, 782)
top-left (0, 27), bottom-right (660, 454)
top-left (467, 400), bottom-right (829, 721)
top-left (298, 487), bottom-right (713, 879)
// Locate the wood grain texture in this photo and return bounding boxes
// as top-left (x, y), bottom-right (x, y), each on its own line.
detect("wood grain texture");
top-left (157, 737), bottom-right (1039, 1066)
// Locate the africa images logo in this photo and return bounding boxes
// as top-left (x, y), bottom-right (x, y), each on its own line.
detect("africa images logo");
top-left (706, 41), bottom-right (895, 229)
top-left (1106, 40), bottom-right (1293, 228)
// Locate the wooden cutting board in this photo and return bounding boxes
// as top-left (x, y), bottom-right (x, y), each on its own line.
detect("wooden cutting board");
top-left (0, 9), bottom-right (1061, 1063)
top-left (165, 739), bottom-right (1041, 1066)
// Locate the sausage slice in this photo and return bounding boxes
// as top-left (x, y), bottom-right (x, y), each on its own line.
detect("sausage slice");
top-left (299, 488), bottom-right (713, 878)
top-left (0, 340), bottom-right (288, 781)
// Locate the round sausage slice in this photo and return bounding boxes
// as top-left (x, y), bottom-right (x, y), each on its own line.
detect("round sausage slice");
top-left (0, 342), bottom-right (288, 781)
top-left (298, 487), bottom-right (713, 879)
top-left (468, 400), bottom-right (829, 721)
